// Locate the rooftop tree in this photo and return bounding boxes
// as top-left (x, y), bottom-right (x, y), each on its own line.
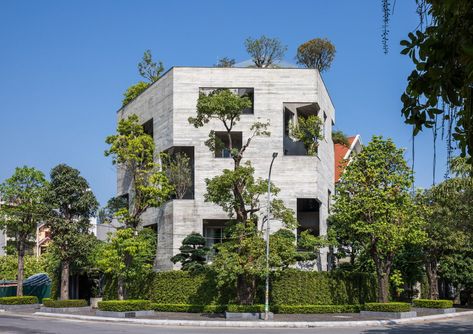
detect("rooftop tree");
top-left (244, 35), bottom-right (287, 68)
top-left (45, 164), bottom-right (99, 300)
top-left (330, 136), bottom-right (426, 303)
top-left (0, 167), bottom-right (48, 296)
top-left (296, 38), bottom-right (336, 73)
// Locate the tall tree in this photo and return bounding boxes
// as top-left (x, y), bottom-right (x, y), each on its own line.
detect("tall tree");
top-left (296, 38), bottom-right (336, 73)
top-left (105, 114), bottom-right (173, 229)
top-left (189, 89), bottom-right (297, 304)
top-left (398, 1), bottom-right (473, 164)
top-left (45, 164), bottom-right (98, 300)
top-left (244, 35), bottom-right (287, 68)
top-left (330, 136), bottom-right (425, 302)
top-left (0, 167), bottom-right (48, 296)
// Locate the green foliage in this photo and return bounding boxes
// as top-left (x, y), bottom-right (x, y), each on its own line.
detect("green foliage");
top-left (122, 81), bottom-right (149, 106)
top-left (290, 115), bottom-right (323, 155)
top-left (400, 1), bottom-right (473, 161)
top-left (227, 304), bottom-right (264, 313)
top-left (105, 114), bottom-right (173, 229)
top-left (149, 270), bottom-right (233, 305)
top-left (98, 299), bottom-right (152, 312)
top-left (0, 255), bottom-right (47, 280)
top-left (97, 228), bottom-right (156, 300)
top-left (244, 35), bottom-right (287, 68)
top-left (330, 136), bottom-right (425, 302)
top-left (170, 233), bottom-right (210, 272)
top-left (138, 50), bottom-right (164, 83)
top-left (296, 38), bottom-right (336, 72)
top-left (274, 304), bottom-right (360, 314)
top-left (162, 152), bottom-right (193, 199)
top-left (363, 302), bottom-right (411, 312)
top-left (332, 130), bottom-right (350, 146)
top-left (215, 57), bottom-right (236, 68)
top-left (412, 299), bottom-right (453, 309)
top-left (42, 298), bottom-right (87, 308)
top-left (151, 303), bottom-right (226, 313)
top-left (0, 296), bottom-right (38, 305)
top-left (271, 270), bottom-right (377, 306)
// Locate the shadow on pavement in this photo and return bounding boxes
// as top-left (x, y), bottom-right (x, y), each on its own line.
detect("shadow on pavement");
top-left (362, 321), bottom-right (473, 334)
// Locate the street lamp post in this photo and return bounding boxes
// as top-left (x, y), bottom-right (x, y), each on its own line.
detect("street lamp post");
top-left (264, 152), bottom-right (278, 321)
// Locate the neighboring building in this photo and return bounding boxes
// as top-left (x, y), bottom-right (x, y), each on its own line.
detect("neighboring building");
top-left (117, 67), bottom-right (336, 271)
top-left (334, 135), bottom-right (362, 183)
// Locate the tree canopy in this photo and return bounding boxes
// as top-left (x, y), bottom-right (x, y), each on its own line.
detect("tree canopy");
top-left (244, 35), bottom-right (287, 68)
top-left (296, 38), bottom-right (336, 73)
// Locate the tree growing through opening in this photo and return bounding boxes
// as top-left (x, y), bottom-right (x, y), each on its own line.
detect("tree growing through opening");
top-left (0, 167), bottom-right (48, 296)
top-left (296, 38), bottom-right (336, 73)
top-left (244, 36), bottom-right (287, 68)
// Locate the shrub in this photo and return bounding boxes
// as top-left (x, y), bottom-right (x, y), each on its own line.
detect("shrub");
top-left (363, 302), bottom-right (411, 312)
top-left (271, 270), bottom-right (377, 306)
top-left (98, 300), bottom-right (152, 312)
top-left (42, 298), bottom-right (88, 308)
top-left (412, 299), bottom-right (453, 309)
top-left (274, 304), bottom-right (360, 314)
top-left (227, 304), bottom-right (265, 313)
top-left (0, 296), bottom-right (39, 305)
top-left (151, 303), bottom-right (226, 313)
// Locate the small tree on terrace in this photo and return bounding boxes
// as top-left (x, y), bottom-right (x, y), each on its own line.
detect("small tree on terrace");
top-left (244, 35), bottom-right (287, 68)
top-left (330, 136), bottom-right (425, 303)
top-left (0, 167), bottom-right (48, 296)
top-left (45, 164), bottom-right (99, 300)
top-left (162, 152), bottom-right (193, 199)
top-left (290, 115), bottom-right (323, 156)
top-left (296, 38), bottom-right (336, 73)
top-left (105, 114), bottom-right (173, 229)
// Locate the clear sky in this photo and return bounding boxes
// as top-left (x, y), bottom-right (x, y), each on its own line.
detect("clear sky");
top-left (0, 1), bottom-right (451, 206)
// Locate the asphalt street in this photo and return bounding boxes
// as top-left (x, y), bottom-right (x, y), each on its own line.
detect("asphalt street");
top-left (0, 313), bottom-right (472, 334)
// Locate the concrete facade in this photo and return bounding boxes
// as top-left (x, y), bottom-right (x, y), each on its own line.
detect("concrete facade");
top-left (116, 67), bottom-right (335, 271)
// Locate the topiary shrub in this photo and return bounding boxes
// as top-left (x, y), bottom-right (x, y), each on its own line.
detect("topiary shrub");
top-left (98, 300), bottom-right (152, 312)
top-left (363, 302), bottom-right (411, 312)
top-left (273, 304), bottom-right (360, 314)
top-left (0, 296), bottom-right (39, 305)
top-left (412, 299), bottom-right (453, 309)
top-left (42, 298), bottom-right (88, 308)
top-left (151, 303), bottom-right (226, 313)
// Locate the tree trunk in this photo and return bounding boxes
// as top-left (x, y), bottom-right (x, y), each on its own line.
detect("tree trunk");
top-left (16, 241), bottom-right (25, 296)
top-left (236, 274), bottom-right (256, 305)
top-left (377, 271), bottom-right (390, 303)
top-left (117, 276), bottom-right (125, 300)
top-left (60, 261), bottom-right (70, 300)
top-left (425, 259), bottom-right (439, 300)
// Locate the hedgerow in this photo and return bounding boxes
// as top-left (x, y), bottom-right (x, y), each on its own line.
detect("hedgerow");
top-left (412, 299), bottom-right (453, 309)
top-left (0, 296), bottom-right (39, 305)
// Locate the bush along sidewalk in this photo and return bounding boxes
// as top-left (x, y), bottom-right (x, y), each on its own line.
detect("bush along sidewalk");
top-left (361, 302), bottom-right (416, 319)
top-left (412, 299), bottom-right (455, 314)
top-left (96, 300), bottom-right (155, 318)
top-left (40, 298), bottom-right (90, 313)
top-left (273, 304), bottom-right (361, 314)
top-left (0, 296), bottom-right (40, 310)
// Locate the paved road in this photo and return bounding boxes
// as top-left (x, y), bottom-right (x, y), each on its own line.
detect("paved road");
top-left (0, 313), bottom-right (472, 334)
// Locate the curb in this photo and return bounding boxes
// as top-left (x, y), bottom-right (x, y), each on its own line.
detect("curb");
top-left (32, 310), bottom-right (473, 328)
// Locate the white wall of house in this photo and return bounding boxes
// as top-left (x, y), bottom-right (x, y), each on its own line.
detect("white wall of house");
top-left (117, 67), bottom-right (335, 271)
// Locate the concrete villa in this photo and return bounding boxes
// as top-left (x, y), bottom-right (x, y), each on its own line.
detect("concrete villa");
top-left (116, 67), bottom-right (336, 271)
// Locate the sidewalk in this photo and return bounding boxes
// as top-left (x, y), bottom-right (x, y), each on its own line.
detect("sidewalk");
top-left (25, 309), bottom-right (473, 328)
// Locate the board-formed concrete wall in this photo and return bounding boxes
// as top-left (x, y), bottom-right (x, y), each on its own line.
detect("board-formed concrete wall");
top-left (116, 67), bottom-right (335, 271)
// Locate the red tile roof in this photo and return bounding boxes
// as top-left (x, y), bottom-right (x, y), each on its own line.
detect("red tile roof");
top-left (334, 136), bottom-right (357, 182)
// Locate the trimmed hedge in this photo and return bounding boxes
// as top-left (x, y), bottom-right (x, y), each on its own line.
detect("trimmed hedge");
top-left (274, 304), bottom-right (360, 314)
top-left (363, 302), bottom-right (411, 312)
top-left (227, 304), bottom-right (265, 313)
top-left (42, 298), bottom-right (88, 308)
top-left (151, 303), bottom-right (226, 313)
top-left (98, 300), bottom-right (152, 312)
top-left (0, 296), bottom-right (39, 305)
top-left (412, 299), bottom-right (453, 309)
top-left (271, 270), bottom-right (377, 306)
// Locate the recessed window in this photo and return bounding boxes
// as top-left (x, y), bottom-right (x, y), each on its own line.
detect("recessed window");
top-left (297, 198), bottom-right (320, 238)
top-left (142, 119), bottom-right (153, 138)
top-left (214, 131), bottom-right (242, 158)
top-left (200, 88), bottom-right (254, 114)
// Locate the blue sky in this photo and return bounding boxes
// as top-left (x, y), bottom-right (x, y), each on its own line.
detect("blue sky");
top-left (0, 1), bottom-right (450, 206)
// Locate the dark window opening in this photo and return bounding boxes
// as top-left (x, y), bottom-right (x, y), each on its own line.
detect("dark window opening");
top-left (214, 132), bottom-right (242, 158)
top-left (297, 198), bottom-right (320, 239)
top-left (143, 119), bottom-right (153, 138)
top-left (203, 219), bottom-right (230, 261)
top-left (200, 88), bottom-right (254, 114)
